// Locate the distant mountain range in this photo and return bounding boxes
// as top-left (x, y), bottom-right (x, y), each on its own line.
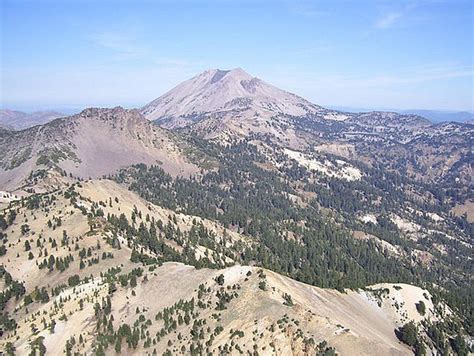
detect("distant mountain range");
top-left (3, 81), bottom-right (471, 131)
top-left (398, 109), bottom-right (474, 123)
top-left (0, 109), bottom-right (65, 130)
top-left (330, 106), bottom-right (474, 123)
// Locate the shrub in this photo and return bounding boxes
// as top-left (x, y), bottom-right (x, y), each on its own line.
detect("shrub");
top-left (68, 274), bottom-right (80, 287)
top-left (416, 301), bottom-right (426, 316)
top-left (397, 321), bottom-right (418, 347)
top-left (215, 274), bottom-right (225, 286)
top-left (282, 293), bottom-right (293, 306)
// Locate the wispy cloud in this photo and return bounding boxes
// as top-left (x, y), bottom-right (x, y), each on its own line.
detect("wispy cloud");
top-left (366, 65), bottom-right (474, 85)
top-left (289, 44), bottom-right (335, 57)
top-left (153, 57), bottom-right (195, 68)
top-left (89, 31), bottom-right (204, 73)
top-left (274, 63), bottom-right (473, 91)
top-left (287, 1), bottom-right (328, 18)
top-left (374, 2), bottom-right (423, 30)
top-left (90, 31), bottom-right (148, 59)
top-left (264, 63), bottom-right (473, 111)
top-left (375, 12), bottom-right (403, 29)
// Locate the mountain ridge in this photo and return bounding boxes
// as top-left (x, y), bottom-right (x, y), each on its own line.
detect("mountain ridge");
top-left (0, 106), bottom-right (202, 191)
top-left (1, 177), bottom-right (438, 355)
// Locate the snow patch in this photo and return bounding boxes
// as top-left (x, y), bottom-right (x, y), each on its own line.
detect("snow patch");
top-left (426, 212), bottom-right (444, 222)
top-left (324, 112), bottom-right (350, 121)
top-left (283, 149), bottom-right (362, 181)
top-left (360, 214), bottom-right (377, 225)
top-left (391, 214), bottom-right (421, 233)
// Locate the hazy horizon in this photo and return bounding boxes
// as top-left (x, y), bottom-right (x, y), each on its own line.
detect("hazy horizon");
top-left (2, 100), bottom-right (474, 118)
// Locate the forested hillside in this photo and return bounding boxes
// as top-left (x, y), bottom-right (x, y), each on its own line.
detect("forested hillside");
top-left (114, 137), bottom-right (473, 337)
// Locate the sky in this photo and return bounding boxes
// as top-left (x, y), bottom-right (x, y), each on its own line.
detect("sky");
top-left (1, 0), bottom-right (473, 112)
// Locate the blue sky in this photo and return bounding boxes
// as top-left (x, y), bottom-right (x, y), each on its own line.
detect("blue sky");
top-left (1, 0), bottom-right (473, 112)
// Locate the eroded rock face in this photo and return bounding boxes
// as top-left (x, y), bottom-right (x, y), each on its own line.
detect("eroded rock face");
top-left (0, 107), bottom-right (200, 190)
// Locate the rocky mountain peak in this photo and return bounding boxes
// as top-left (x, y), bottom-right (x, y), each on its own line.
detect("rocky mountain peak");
top-left (206, 68), bottom-right (252, 84)
top-left (141, 68), bottom-right (322, 126)
top-left (72, 107), bottom-right (148, 129)
top-left (78, 106), bottom-right (138, 118)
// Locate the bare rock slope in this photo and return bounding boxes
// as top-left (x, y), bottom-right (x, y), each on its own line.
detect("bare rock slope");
top-left (0, 107), bottom-right (200, 190)
top-left (142, 68), bottom-right (324, 128)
